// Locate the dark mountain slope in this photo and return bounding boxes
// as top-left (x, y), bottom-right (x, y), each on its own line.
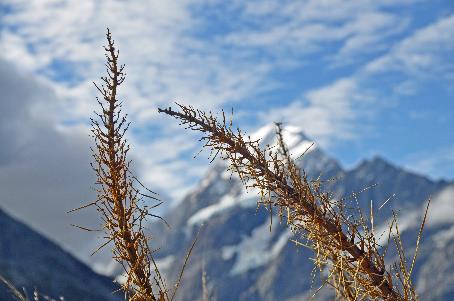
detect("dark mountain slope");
top-left (0, 208), bottom-right (123, 301)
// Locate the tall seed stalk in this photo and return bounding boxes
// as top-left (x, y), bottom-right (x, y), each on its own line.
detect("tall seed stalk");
top-left (71, 30), bottom-right (198, 301)
top-left (159, 103), bottom-right (429, 301)
top-left (77, 29), bottom-right (165, 301)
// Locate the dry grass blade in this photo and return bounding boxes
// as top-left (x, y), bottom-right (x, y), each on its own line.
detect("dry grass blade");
top-left (201, 269), bottom-right (209, 301)
top-left (409, 200), bottom-right (430, 277)
top-left (0, 275), bottom-right (27, 301)
top-left (159, 103), bottom-right (429, 301)
top-left (0, 276), bottom-right (63, 301)
top-left (170, 227), bottom-right (202, 301)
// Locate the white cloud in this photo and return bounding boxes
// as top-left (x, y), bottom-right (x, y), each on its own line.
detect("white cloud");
top-left (0, 58), bottom-right (103, 265)
top-left (403, 146), bottom-right (454, 180)
top-left (1, 0), bottom-right (451, 207)
top-left (0, 0), bottom-right (279, 207)
top-left (1, 1), bottom-right (439, 205)
top-left (333, 11), bottom-right (410, 65)
top-left (1, 0), bottom-right (274, 120)
top-left (258, 13), bottom-right (454, 150)
top-left (427, 186), bottom-right (454, 228)
top-left (259, 77), bottom-right (375, 147)
top-left (223, 0), bottom-right (411, 64)
top-left (393, 80), bottom-right (417, 96)
top-left (364, 14), bottom-right (454, 79)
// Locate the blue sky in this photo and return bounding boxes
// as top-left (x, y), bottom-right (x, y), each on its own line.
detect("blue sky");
top-left (0, 0), bottom-right (453, 266)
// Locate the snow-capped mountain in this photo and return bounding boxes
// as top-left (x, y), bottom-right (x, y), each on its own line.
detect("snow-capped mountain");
top-left (149, 125), bottom-right (454, 301)
top-left (0, 207), bottom-right (123, 301)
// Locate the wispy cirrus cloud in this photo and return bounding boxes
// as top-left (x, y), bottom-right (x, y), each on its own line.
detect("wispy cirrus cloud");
top-left (0, 0), bottom-right (276, 203)
top-left (365, 14), bottom-right (454, 80)
top-left (262, 12), bottom-right (454, 151)
top-left (222, 0), bottom-right (412, 65)
top-left (403, 146), bottom-right (454, 180)
top-left (1, 0), bottom-right (452, 204)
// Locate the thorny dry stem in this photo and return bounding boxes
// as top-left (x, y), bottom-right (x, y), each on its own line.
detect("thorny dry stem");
top-left (159, 103), bottom-right (430, 301)
top-left (69, 30), bottom-right (199, 301)
top-left (72, 29), bottom-right (166, 301)
top-left (91, 29), bottom-right (162, 301)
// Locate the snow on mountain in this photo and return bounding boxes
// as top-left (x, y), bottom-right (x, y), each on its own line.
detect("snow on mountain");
top-left (251, 124), bottom-right (315, 159)
top-left (186, 124), bottom-right (320, 227)
top-left (188, 191), bottom-right (258, 226)
top-left (221, 222), bottom-right (292, 276)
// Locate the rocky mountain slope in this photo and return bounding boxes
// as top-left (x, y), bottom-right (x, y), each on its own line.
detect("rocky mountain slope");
top-left (150, 124), bottom-right (454, 300)
top-left (0, 208), bottom-right (123, 301)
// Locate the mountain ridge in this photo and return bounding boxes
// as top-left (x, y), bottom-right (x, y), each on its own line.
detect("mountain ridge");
top-left (148, 126), bottom-right (454, 301)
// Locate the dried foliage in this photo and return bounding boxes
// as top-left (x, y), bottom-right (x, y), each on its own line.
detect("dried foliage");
top-left (0, 275), bottom-right (27, 301)
top-left (0, 275), bottom-right (63, 301)
top-left (201, 263), bottom-right (215, 301)
top-left (159, 103), bottom-right (429, 301)
top-left (72, 29), bottom-right (167, 301)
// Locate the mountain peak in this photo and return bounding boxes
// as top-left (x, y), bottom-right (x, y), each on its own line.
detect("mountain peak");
top-left (251, 123), bottom-right (309, 142)
top-left (250, 123), bottom-right (314, 159)
top-left (370, 155), bottom-right (393, 166)
top-left (357, 155), bottom-right (397, 171)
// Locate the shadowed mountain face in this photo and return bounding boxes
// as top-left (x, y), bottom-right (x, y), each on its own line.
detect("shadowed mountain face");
top-left (0, 208), bottom-right (123, 301)
top-left (149, 125), bottom-right (454, 301)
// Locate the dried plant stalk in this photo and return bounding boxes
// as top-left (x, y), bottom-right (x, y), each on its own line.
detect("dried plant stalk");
top-left (0, 275), bottom-right (27, 301)
top-left (159, 103), bottom-right (428, 301)
top-left (70, 30), bottom-right (200, 301)
top-left (0, 275), bottom-right (62, 301)
top-left (83, 29), bottom-right (164, 301)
